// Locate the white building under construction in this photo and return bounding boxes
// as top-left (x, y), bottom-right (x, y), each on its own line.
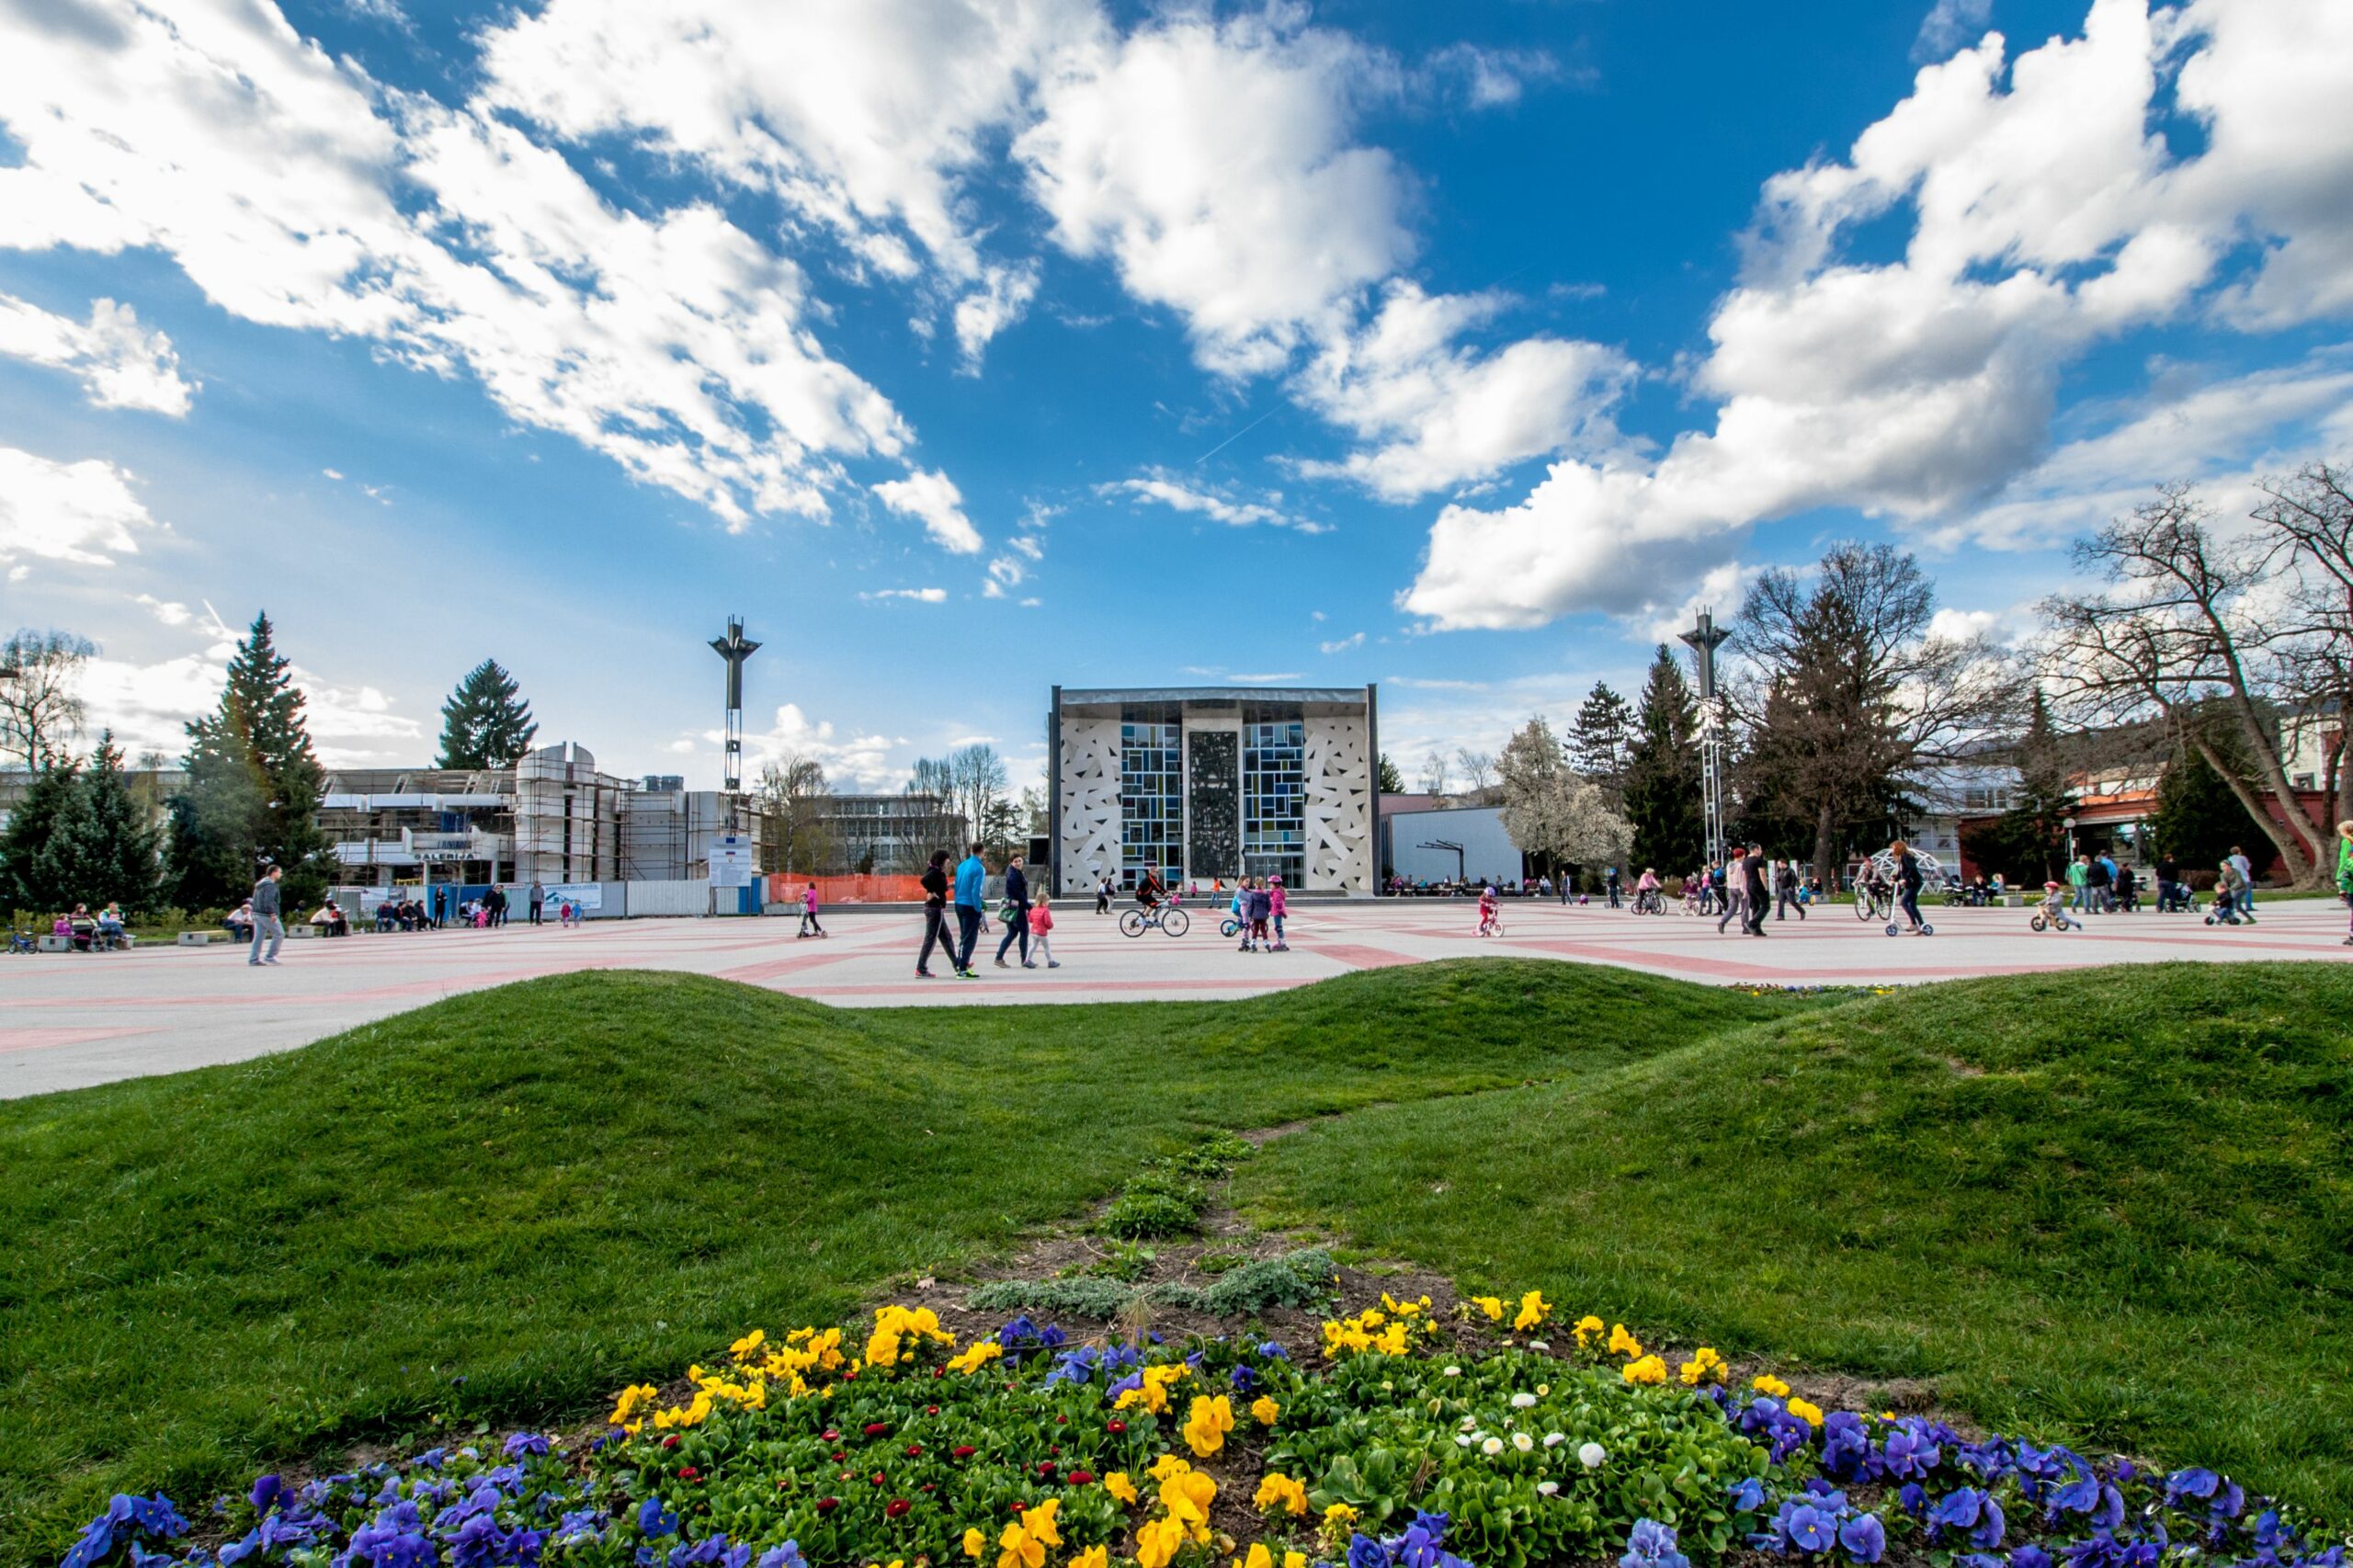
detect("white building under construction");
top-left (320, 742), bottom-right (756, 892)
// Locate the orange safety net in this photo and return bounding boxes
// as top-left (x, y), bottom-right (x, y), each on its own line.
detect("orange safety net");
top-left (763, 873), bottom-right (929, 905)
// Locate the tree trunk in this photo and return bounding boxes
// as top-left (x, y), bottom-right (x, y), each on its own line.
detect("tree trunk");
top-left (1812, 799), bottom-right (1838, 892)
top-left (2190, 733), bottom-right (2330, 891)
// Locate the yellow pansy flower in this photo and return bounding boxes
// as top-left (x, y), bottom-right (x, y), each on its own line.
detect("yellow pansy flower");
top-left (1255, 1473), bottom-right (1309, 1517)
top-left (998, 1524), bottom-right (1045, 1568)
top-left (1250, 1395), bottom-right (1280, 1426)
top-left (1073, 1550), bottom-right (1108, 1568)
top-left (1678, 1347), bottom-right (1727, 1387)
top-left (1239, 1546), bottom-right (1275, 1568)
top-left (1607, 1324), bottom-right (1643, 1358)
top-left (1787, 1398), bottom-right (1824, 1427)
top-left (729, 1329), bottom-right (767, 1360)
top-left (1136, 1519), bottom-right (1186, 1568)
top-left (1104, 1472), bottom-right (1140, 1506)
top-left (1573, 1315), bottom-right (1605, 1349)
top-left (1514, 1290), bottom-right (1552, 1331)
top-left (1028, 1499), bottom-right (1063, 1550)
top-left (1182, 1394), bottom-right (1235, 1459)
top-left (1469, 1296), bottom-right (1506, 1323)
top-left (1752, 1374), bottom-right (1790, 1398)
top-left (964, 1530), bottom-right (986, 1561)
top-left (1621, 1354), bottom-right (1668, 1386)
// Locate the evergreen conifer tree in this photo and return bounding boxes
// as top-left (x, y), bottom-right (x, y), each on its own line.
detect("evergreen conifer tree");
top-left (1623, 645), bottom-right (1704, 872)
top-left (1961, 690), bottom-right (2078, 882)
top-left (1, 756), bottom-right (83, 911)
top-left (1567, 682), bottom-right (1635, 797)
top-left (169, 613), bottom-right (335, 910)
top-left (77, 732), bottom-right (165, 912)
top-left (2144, 729), bottom-right (2267, 874)
top-left (436, 660), bottom-right (539, 769)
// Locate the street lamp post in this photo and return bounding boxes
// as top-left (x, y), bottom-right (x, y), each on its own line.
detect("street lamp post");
top-left (1678, 611), bottom-right (1732, 872)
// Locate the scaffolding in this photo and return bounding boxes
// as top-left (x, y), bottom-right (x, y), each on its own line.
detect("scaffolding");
top-left (512, 743), bottom-right (627, 886)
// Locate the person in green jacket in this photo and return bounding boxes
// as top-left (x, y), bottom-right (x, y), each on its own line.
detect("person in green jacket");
top-left (2066, 854), bottom-right (2090, 915)
top-left (2337, 820), bottom-right (2353, 946)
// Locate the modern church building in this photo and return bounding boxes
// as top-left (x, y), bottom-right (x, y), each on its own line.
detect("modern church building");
top-left (1049, 686), bottom-right (1379, 896)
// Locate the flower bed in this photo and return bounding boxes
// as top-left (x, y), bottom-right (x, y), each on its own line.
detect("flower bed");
top-left (57, 1296), bottom-right (2341, 1568)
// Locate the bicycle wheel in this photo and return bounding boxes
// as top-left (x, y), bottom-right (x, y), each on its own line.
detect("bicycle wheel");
top-left (2030, 915), bottom-right (2047, 932)
top-left (1220, 918), bottom-right (1239, 937)
top-left (1119, 909), bottom-right (1147, 937)
top-left (1161, 907), bottom-right (1190, 937)
top-left (1853, 892), bottom-right (1875, 921)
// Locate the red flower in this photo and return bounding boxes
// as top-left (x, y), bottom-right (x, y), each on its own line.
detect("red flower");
top-left (832, 1452), bottom-right (846, 1462)
top-left (905, 1444), bottom-right (924, 1458)
top-left (864, 1423), bottom-right (891, 1437)
top-left (661, 1437), bottom-right (681, 1450)
top-left (1054, 1415), bottom-right (1067, 1426)
top-left (933, 1368), bottom-right (944, 1380)
top-left (678, 1467), bottom-right (699, 1483)
top-left (815, 1498), bottom-right (839, 1514)
top-left (822, 1430), bottom-right (840, 1443)
top-left (952, 1446), bottom-right (976, 1461)
top-left (921, 1484), bottom-right (938, 1494)
top-left (926, 1406), bottom-right (940, 1416)
top-left (1050, 1448), bottom-right (1062, 1457)
top-left (1068, 1471), bottom-right (1096, 1485)
top-left (843, 1370), bottom-right (858, 1382)
top-left (1039, 1462), bottom-right (1058, 1476)
top-left (870, 1473), bottom-right (888, 1487)
top-left (1106, 1421), bottom-right (1126, 1435)
top-left (886, 1500), bottom-right (912, 1520)
top-left (1009, 1503), bottom-right (1026, 1516)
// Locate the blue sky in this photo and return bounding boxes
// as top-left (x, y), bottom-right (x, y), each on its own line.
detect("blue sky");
top-left (2, 0), bottom-right (2348, 793)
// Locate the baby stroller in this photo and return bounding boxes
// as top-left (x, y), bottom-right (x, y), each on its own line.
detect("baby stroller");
top-left (2029, 881), bottom-right (2078, 933)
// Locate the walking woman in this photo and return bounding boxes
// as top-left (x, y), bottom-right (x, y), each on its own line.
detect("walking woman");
top-left (2337, 821), bottom-right (2353, 947)
top-left (916, 849), bottom-right (961, 978)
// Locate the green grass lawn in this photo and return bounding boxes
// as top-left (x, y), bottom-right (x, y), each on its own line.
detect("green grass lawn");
top-left (0, 961), bottom-right (1811, 1568)
top-left (2, 961), bottom-right (2347, 1567)
top-left (1233, 962), bottom-right (2353, 1523)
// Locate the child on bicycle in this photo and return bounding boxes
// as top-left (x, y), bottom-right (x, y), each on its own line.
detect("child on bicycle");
top-left (1267, 875), bottom-right (1289, 950)
top-left (1477, 883), bottom-right (1501, 936)
top-left (2211, 859), bottom-right (2251, 924)
top-left (2039, 880), bottom-right (2071, 930)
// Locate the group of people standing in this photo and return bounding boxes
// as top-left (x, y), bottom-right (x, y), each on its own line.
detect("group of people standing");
top-left (916, 845), bottom-right (1057, 979)
top-left (1699, 850), bottom-right (1818, 932)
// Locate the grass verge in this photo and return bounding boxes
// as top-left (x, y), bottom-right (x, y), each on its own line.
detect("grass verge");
top-left (1231, 961), bottom-right (2353, 1521)
top-left (0, 960), bottom-right (1809, 1567)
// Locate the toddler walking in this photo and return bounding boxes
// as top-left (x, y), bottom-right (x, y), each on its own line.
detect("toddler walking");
top-left (1245, 878), bottom-right (1273, 951)
top-left (1267, 875), bottom-right (1289, 950)
top-left (1029, 894), bottom-right (1059, 968)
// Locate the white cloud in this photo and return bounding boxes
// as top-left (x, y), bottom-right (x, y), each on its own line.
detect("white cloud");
top-left (1404, 0), bottom-right (2353, 630)
top-left (739, 701), bottom-right (904, 790)
top-left (1019, 11), bottom-right (1412, 377)
top-left (68, 638), bottom-right (422, 767)
top-left (872, 468), bottom-right (984, 554)
top-left (1290, 281), bottom-right (1634, 500)
top-left (1913, 0), bottom-right (1994, 62)
top-left (0, 0), bottom-right (974, 547)
top-left (0, 447), bottom-right (160, 569)
top-left (1229, 672), bottom-right (1302, 685)
top-left (1101, 471), bottom-right (1326, 532)
top-left (134, 593), bottom-right (192, 626)
top-left (862, 586), bottom-right (949, 603)
top-left (1319, 631), bottom-right (1365, 654)
top-left (0, 294), bottom-right (196, 414)
top-left (1423, 44), bottom-right (1567, 109)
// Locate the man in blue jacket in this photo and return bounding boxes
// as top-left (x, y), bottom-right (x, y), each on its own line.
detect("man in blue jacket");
top-left (952, 841), bottom-right (988, 978)
top-left (995, 852), bottom-right (1033, 969)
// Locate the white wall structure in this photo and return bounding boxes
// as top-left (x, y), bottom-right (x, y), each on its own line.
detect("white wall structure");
top-left (1302, 712), bottom-right (1374, 892)
top-left (1050, 686), bottom-right (1379, 897)
top-left (1058, 715), bottom-right (1122, 887)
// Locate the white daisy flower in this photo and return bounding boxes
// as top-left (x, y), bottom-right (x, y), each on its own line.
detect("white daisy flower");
top-left (1481, 1437), bottom-right (1505, 1457)
top-left (1509, 1392), bottom-right (1538, 1409)
top-left (1537, 1482), bottom-right (1560, 1497)
top-left (1512, 1432), bottom-right (1534, 1453)
top-left (1542, 1433), bottom-right (1566, 1449)
top-left (1578, 1442), bottom-right (1607, 1469)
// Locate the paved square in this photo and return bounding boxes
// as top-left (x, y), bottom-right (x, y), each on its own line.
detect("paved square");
top-left (5, 897), bottom-right (2346, 1098)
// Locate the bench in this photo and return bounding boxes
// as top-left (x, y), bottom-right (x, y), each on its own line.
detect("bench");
top-left (37, 934), bottom-right (72, 953)
top-left (177, 930), bottom-right (232, 946)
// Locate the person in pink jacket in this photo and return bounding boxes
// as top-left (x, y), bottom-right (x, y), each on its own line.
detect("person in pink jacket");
top-left (1267, 876), bottom-right (1290, 951)
top-left (1028, 894), bottom-right (1060, 968)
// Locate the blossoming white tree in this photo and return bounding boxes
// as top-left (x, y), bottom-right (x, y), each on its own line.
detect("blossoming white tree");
top-left (1497, 715), bottom-right (1633, 876)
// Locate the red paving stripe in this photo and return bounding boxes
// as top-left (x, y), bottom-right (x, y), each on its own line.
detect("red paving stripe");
top-left (0, 1026), bottom-right (159, 1056)
top-left (713, 950), bottom-right (871, 985)
top-left (1295, 941), bottom-right (1422, 970)
top-left (1498, 938), bottom-right (1807, 982)
top-left (790, 976), bottom-right (1322, 998)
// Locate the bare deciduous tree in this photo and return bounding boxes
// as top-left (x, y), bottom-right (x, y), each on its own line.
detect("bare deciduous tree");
top-left (2254, 460), bottom-right (2353, 831)
top-left (756, 753), bottom-right (831, 874)
top-left (2039, 483), bottom-right (2333, 886)
top-left (1418, 749), bottom-right (1450, 800)
top-left (1733, 544), bottom-right (2014, 879)
top-left (1, 628), bottom-right (95, 770)
top-left (1455, 748), bottom-right (1496, 794)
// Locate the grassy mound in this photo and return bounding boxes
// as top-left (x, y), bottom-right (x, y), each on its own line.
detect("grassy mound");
top-left (0, 961), bottom-right (1811, 1568)
top-left (1233, 961), bottom-right (2353, 1519)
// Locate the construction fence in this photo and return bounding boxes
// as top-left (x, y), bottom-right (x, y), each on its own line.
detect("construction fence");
top-left (760, 873), bottom-right (929, 906)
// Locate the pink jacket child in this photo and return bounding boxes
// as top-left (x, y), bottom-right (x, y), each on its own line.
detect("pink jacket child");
top-left (798, 882), bottom-right (827, 939)
top-left (1028, 899), bottom-right (1060, 969)
top-left (1267, 880), bottom-right (1290, 950)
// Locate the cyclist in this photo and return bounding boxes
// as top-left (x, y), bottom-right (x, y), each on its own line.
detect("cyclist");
top-left (1135, 866), bottom-right (1165, 911)
top-left (1476, 881), bottom-right (1502, 937)
top-left (1635, 866), bottom-right (1661, 914)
